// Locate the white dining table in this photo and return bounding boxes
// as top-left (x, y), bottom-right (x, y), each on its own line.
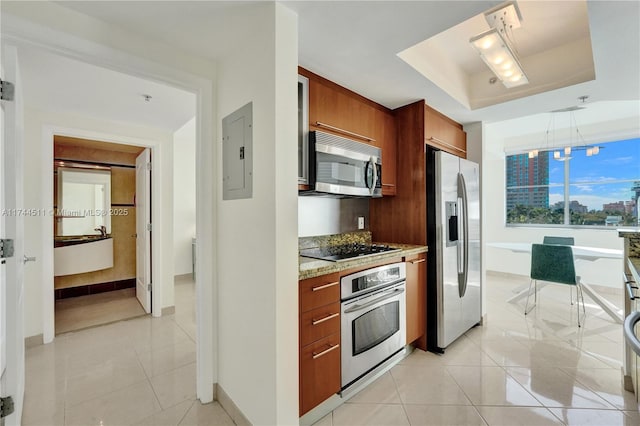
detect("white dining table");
top-left (488, 242), bottom-right (624, 324)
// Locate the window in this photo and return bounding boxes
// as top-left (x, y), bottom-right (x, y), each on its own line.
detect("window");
top-left (506, 138), bottom-right (640, 227)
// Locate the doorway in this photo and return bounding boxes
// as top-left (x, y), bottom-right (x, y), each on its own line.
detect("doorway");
top-left (5, 30), bottom-right (215, 405)
top-left (52, 136), bottom-right (150, 334)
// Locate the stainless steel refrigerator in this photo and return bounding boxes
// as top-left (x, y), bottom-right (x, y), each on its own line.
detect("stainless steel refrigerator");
top-left (426, 147), bottom-right (481, 353)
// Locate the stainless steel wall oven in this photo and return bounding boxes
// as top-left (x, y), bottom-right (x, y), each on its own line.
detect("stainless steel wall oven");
top-left (340, 262), bottom-right (406, 389)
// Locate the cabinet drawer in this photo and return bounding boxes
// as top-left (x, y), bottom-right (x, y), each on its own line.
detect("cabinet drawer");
top-left (299, 273), bottom-right (340, 313)
top-left (300, 333), bottom-right (341, 416)
top-left (300, 302), bottom-right (340, 346)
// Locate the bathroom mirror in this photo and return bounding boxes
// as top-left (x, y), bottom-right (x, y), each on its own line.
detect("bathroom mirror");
top-left (56, 167), bottom-right (112, 236)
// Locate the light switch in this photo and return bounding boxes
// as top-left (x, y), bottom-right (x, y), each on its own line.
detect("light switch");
top-left (358, 216), bottom-right (365, 229)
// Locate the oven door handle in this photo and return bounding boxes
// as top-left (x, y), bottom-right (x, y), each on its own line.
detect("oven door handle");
top-left (344, 288), bottom-right (405, 314)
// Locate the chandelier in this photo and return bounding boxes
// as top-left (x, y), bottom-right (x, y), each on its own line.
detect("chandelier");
top-left (528, 101), bottom-right (602, 160)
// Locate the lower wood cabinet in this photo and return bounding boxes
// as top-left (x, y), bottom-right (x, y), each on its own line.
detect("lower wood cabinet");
top-left (405, 253), bottom-right (427, 350)
top-left (299, 273), bottom-right (341, 416)
top-left (299, 332), bottom-right (341, 416)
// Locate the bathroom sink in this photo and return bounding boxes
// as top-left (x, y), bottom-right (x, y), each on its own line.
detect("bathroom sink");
top-left (54, 235), bottom-right (110, 247)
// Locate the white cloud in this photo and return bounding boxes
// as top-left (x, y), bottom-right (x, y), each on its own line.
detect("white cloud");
top-left (575, 185), bottom-right (593, 192)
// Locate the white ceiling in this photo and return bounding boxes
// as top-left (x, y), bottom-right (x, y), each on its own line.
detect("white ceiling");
top-left (18, 46), bottom-right (196, 132)
top-left (25, 1), bottom-right (640, 128)
top-left (398, 1), bottom-right (595, 110)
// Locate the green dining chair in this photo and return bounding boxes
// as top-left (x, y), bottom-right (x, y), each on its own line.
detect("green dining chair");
top-left (542, 236), bottom-right (576, 303)
top-left (543, 236), bottom-right (575, 246)
top-left (524, 243), bottom-right (586, 327)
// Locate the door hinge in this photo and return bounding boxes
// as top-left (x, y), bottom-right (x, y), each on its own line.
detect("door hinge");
top-left (147, 283), bottom-right (152, 292)
top-left (0, 80), bottom-right (14, 101)
top-left (0, 396), bottom-right (14, 419)
top-left (146, 162), bottom-right (152, 171)
top-left (146, 223), bottom-right (152, 232)
top-left (0, 239), bottom-right (15, 259)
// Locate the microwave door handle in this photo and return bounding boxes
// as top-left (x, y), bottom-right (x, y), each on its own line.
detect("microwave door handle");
top-left (344, 288), bottom-right (405, 314)
top-left (364, 160), bottom-right (372, 191)
top-left (370, 158), bottom-right (377, 195)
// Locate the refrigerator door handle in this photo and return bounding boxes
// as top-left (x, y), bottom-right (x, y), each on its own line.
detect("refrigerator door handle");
top-left (456, 197), bottom-right (463, 274)
top-left (457, 172), bottom-right (469, 298)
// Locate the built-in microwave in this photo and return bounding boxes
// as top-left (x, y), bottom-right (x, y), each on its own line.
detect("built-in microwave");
top-left (301, 130), bottom-right (382, 198)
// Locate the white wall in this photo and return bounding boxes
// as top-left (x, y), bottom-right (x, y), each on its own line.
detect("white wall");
top-left (173, 117), bottom-right (196, 276)
top-left (483, 103), bottom-right (640, 289)
top-left (216, 3), bottom-right (298, 424)
top-left (22, 107), bottom-right (175, 338)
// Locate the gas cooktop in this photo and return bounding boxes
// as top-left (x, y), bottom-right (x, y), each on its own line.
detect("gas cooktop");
top-left (300, 243), bottom-right (401, 262)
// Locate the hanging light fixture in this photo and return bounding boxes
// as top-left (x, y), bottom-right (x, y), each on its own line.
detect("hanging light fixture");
top-left (470, 28), bottom-right (528, 88)
top-left (528, 101), bottom-right (603, 160)
top-left (470, 2), bottom-right (529, 89)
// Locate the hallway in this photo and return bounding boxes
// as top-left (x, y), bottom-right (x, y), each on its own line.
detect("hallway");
top-left (22, 277), bottom-right (231, 425)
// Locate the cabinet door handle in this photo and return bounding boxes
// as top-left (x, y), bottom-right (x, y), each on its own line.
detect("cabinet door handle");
top-left (312, 312), bottom-right (339, 325)
top-left (427, 136), bottom-right (466, 154)
top-left (312, 343), bottom-right (340, 359)
top-left (312, 281), bottom-right (339, 292)
top-left (382, 184), bottom-right (395, 187)
top-left (410, 258), bottom-right (426, 264)
top-left (316, 121), bottom-right (375, 142)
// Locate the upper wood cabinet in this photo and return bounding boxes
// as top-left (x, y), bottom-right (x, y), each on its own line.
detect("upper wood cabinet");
top-left (308, 78), bottom-right (377, 143)
top-left (370, 101), bottom-right (465, 244)
top-left (424, 105), bottom-right (467, 158)
top-left (376, 109), bottom-right (397, 196)
top-left (299, 67), bottom-right (397, 195)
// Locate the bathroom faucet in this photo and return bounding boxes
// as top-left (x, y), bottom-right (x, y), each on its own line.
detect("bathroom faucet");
top-left (95, 225), bottom-right (107, 237)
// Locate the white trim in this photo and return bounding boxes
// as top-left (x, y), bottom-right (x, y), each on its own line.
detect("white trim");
top-left (6, 23), bottom-right (216, 403)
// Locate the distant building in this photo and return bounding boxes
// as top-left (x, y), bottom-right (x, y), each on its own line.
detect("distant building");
top-left (553, 200), bottom-right (588, 213)
top-left (603, 201), bottom-right (626, 213)
top-left (603, 200), bottom-right (637, 215)
top-left (506, 153), bottom-right (549, 211)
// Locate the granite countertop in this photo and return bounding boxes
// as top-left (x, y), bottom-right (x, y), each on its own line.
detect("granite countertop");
top-left (618, 229), bottom-right (640, 238)
top-left (299, 243), bottom-right (428, 280)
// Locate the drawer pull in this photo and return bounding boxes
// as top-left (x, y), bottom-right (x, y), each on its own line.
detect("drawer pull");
top-left (312, 281), bottom-right (339, 292)
top-left (410, 258), bottom-right (426, 265)
top-left (427, 136), bottom-right (466, 154)
top-left (312, 312), bottom-right (339, 325)
top-left (312, 343), bottom-right (340, 359)
top-left (316, 122), bottom-right (375, 142)
top-left (382, 184), bottom-right (395, 187)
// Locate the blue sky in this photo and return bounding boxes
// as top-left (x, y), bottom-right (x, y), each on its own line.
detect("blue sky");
top-left (548, 138), bottom-right (640, 210)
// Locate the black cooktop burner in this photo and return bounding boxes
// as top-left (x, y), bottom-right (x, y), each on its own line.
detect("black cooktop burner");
top-left (300, 243), bottom-right (401, 262)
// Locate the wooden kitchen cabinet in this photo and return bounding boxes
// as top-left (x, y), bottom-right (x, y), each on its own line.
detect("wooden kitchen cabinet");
top-left (405, 253), bottom-right (427, 350)
top-left (425, 105), bottom-right (467, 158)
top-left (299, 67), bottom-right (397, 195)
top-left (299, 272), bottom-right (341, 416)
top-left (299, 332), bottom-right (341, 416)
top-left (371, 100), bottom-right (466, 244)
top-left (376, 108), bottom-right (397, 195)
top-left (306, 73), bottom-right (377, 144)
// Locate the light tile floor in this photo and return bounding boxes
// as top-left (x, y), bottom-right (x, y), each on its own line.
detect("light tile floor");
top-left (26, 273), bottom-right (639, 425)
top-left (23, 276), bottom-right (234, 426)
top-left (55, 288), bottom-right (147, 334)
top-left (315, 273), bottom-right (639, 426)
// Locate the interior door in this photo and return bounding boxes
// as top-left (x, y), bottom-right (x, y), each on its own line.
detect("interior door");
top-left (135, 149), bottom-right (151, 313)
top-left (1, 44), bottom-right (25, 426)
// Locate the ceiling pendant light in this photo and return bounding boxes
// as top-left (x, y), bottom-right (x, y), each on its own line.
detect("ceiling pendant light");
top-left (470, 2), bottom-right (528, 89)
